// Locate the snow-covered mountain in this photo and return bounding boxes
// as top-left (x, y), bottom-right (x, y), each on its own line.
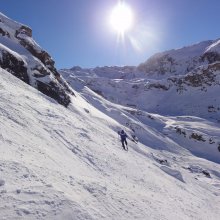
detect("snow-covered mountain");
top-left (0, 12), bottom-right (74, 106)
top-left (61, 39), bottom-right (220, 120)
top-left (138, 40), bottom-right (220, 78)
top-left (0, 12), bottom-right (220, 220)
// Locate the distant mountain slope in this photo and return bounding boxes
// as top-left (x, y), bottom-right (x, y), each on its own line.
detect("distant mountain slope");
top-left (61, 39), bottom-right (220, 120)
top-left (0, 12), bottom-right (74, 106)
top-left (138, 39), bottom-right (220, 78)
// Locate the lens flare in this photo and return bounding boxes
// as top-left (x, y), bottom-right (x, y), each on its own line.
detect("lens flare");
top-left (110, 2), bottom-right (133, 36)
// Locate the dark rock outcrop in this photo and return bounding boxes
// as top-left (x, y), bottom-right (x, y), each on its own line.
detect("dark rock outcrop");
top-left (36, 80), bottom-right (71, 107)
top-left (15, 26), bottom-right (58, 74)
top-left (0, 27), bottom-right (10, 37)
top-left (0, 49), bottom-right (29, 84)
top-left (168, 62), bottom-right (220, 93)
top-left (201, 51), bottom-right (220, 64)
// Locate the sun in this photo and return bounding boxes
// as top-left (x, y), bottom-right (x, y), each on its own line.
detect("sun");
top-left (110, 2), bottom-right (134, 35)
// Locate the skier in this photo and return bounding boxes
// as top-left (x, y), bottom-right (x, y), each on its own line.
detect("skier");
top-left (118, 130), bottom-right (128, 150)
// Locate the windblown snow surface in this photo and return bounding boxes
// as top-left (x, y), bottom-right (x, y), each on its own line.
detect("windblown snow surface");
top-left (0, 67), bottom-right (220, 220)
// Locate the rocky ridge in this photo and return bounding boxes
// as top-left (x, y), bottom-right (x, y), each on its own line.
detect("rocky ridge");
top-left (0, 13), bottom-right (74, 106)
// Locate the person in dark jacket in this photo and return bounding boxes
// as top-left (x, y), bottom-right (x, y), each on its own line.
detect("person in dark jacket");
top-left (118, 130), bottom-right (128, 150)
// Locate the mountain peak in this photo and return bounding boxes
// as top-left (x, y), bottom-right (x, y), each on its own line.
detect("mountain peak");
top-left (137, 39), bottom-right (220, 78)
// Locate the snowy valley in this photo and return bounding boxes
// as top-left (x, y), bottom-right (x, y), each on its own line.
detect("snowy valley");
top-left (0, 12), bottom-right (220, 220)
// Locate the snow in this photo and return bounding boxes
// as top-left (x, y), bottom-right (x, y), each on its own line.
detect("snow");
top-left (205, 39), bottom-right (220, 53)
top-left (1, 67), bottom-right (220, 219)
top-left (0, 12), bottom-right (25, 40)
top-left (0, 42), bottom-right (26, 64)
top-left (16, 32), bottom-right (42, 54)
top-left (151, 40), bottom-right (213, 61)
top-left (160, 166), bottom-right (185, 183)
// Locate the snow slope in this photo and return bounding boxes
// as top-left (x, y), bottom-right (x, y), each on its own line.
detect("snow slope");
top-left (1, 67), bottom-right (220, 220)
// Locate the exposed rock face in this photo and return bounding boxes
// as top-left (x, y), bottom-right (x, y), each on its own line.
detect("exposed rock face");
top-left (36, 80), bottom-right (70, 107)
top-left (0, 48), bottom-right (29, 84)
top-left (138, 54), bottom-right (177, 75)
top-left (0, 12), bottom-right (74, 107)
top-left (201, 51), bottom-right (220, 64)
top-left (15, 25), bottom-right (32, 37)
top-left (146, 83), bottom-right (170, 91)
top-left (168, 62), bottom-right (220, 92)
top-left (0, 27), bottom-right (10, 37)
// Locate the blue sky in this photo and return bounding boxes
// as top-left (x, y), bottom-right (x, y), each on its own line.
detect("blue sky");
top-left (1, 0), bottom-right (220, 69)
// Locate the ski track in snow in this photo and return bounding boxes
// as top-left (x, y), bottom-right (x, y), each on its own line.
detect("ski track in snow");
top-left (1, 68), bottom-right (220, 219)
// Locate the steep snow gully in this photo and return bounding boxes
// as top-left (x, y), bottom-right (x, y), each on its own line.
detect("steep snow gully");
top-left (0, 68), bottom-right (220, 220)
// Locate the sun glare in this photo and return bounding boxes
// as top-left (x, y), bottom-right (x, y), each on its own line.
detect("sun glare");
top-left (110, 2), bottom-right (134, 35)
